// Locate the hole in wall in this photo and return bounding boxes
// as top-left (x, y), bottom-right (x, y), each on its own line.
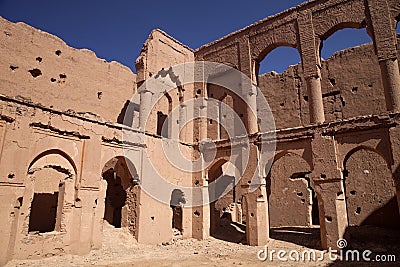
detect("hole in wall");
top-left (280, 102), bottom-right (285, 107)
top-left (97, 91), bottom-right (103, 99)
top-left (55, 50), bottom-right (62, 56)
top-left (351, 87), bottom-right (358, 93)
top-left (355, 207), bottom-right (361, 214)
top-left (303, 95), bottom-right (308, 102)
top-left (250, 213), bottom-right (254, 217)
top-left (350, 190), bottom-right (356, 195)
top-left (8, 173), bottom-right (15, 179)
top-left (194, 210), bottom-right (200, 217)
top-left (194, 180), bottom-right (200, 186)
top-left (329, 78), bottom-right (336, 86)
top-left (301, 199), bottom-right (305, 203)
top-left (59, 73), bottom-right (67, 79)
top-left (10, 65), bottom-right (18, 71)
top-left (296, 192), bottom-right (303, 197)
top-left (325, 216), bottom-right (332, 222)
top-left (36, 57), bottom-right (42, 63)
top-left (28, 68), bottom-right (42, 78)
top-left (320, 174), bottom-right (327, 179)
top-left (50, 78), bottom-right (56, 83)
top-left (151, 216), bottom-right (155, 221)
top-left (196, 89), bottom-right (201, 95)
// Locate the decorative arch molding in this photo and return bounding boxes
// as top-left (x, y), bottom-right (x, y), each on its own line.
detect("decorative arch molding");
top-left (250, 23), bottom-right (299, 63)
top-left (312, 0), bottom-right (367, 40)
top-left (267, 150), bottom-right (312, 173)
top-left (28, 149), bottom-right (77, 175)
top-left (343, 145), bottom-right (392, 170)
top-left (101, 155), bottom-right (139, 182)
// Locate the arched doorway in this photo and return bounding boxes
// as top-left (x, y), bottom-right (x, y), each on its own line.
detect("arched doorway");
top-left (344, 148), bottom-right (400, 228)
top-left (266, 152), bottom-right (320, 248)
top-left (102, 157), bottom-right (140, 237)
top-left (208, 160), bottom-right (244, 243)
top-left (170, 189), bottom-right (185, 234)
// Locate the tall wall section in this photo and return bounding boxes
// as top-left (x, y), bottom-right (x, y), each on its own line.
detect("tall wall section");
top-left (258, 38), bottom-right (400, 130)
top-left (0, 16), bottom-right (136, 123)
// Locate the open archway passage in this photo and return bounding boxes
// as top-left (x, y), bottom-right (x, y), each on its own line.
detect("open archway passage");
top-left (170, 189), bottom-right (186, 234)
top-left (258, 46), bottom-right (301, 75)
top-left (102, 157), bottom-right (140, 236)
top-left (103, 169), bottom-right (127, 228)
top-left (267, 153), bottom-right (320, 249)
top-left (208, 162), bottom-right (245, 244)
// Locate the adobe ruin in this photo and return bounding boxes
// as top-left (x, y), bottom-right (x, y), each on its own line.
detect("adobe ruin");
top-left (1, 0), bottom-right (400, 264)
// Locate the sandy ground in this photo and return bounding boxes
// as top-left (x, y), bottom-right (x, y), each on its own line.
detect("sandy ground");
top-left (4, 223), bottom-right (399, 267)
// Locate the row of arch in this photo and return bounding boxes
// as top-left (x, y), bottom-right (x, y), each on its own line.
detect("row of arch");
top-left (198, 0), bottom-right (400, 130)
top-left (206, 145), bottom-right (399, 246)
top-left (4, 149), bottom-right (144, 260)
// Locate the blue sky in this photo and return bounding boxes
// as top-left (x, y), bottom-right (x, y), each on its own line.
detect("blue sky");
top-left (1, 0), bottom-right (399, 74)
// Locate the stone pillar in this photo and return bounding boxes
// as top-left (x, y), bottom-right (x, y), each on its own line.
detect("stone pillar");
top-left (314, 180), bottom-right (348, 250)
top-left (245, 84), bottom-right (258, 135)
top-left (379, 59), bottom-right (400, 112)
top-left (244, 184), bottom-right (269, 246)
top-left (298, 11), bottom-right (325, 124)
top-left (311, 134), bottom-right (348, 250)
top-left (178, 103), bottom-right (187, 142)
top-left (367, 0), bottom-right (400, 112)
top-left (191, 169), bottom-right (210, 239)
top-left (138, 89), bottom-right (153, 131)
top-left (306, 77), bottom-right (325, 123)
top-left (199, 98), bottom-right (208, 140)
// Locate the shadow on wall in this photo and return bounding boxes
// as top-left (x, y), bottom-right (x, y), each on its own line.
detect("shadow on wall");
top-left (327, 198), bottom-right (400, 266)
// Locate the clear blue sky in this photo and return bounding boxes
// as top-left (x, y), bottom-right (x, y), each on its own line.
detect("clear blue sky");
top-left (1, 0), bottom-right (399, 74)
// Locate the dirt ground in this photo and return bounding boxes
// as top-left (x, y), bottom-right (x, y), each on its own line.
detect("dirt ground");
top-left (5, 223), bottom-right (399, 267)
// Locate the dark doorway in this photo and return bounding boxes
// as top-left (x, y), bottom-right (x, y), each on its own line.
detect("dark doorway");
top-left (28, 192), bottom-right (58, 233)
top-left (157, 111), bottom-right (168, 137)
top-left (311, 190), bottom-right (320, 225)
top-left (104, 171), bottom-right (127, 228)
top-left (170, 189), bottom-right (185, 232)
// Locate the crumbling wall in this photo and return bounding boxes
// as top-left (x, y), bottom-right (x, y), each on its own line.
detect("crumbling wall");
top-left (268, 153), bottom-right (313, 227)
top-left (135, 29), bottom-right (195, 143)
top-left (344, 148), bottom-right (398, 228)
top-left (0, 16), bottom-right (136, 124)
